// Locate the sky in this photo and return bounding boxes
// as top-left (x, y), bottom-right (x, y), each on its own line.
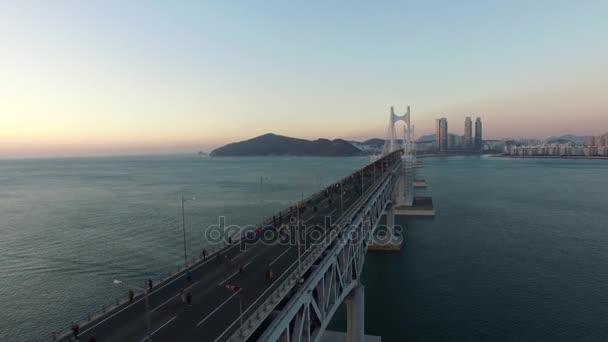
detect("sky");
top-left (1, 0), bottom-right (607, 158)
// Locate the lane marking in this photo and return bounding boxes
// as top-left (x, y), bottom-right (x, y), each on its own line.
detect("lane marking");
top-left (150, 279), bottom-right (198, 313)
top-left (211, 257), bottom-right (302, 342)
top-left (138, 316), bottom-right (176, 342)
top-left (213, 318), bottom-right (239, 342)
top-left (151, 294), bottom-right (177, 313)
top-left (196, 291), bottom-right (239, 327)
top-left (304, 215), bottom-right (316, 224)
top-left (78, 245), bottom-right (239, 335)
top-left (269, 247), bottom-right (291, 266)
top-left (217, 258), bottom-right (254, 286)
top-left (217, 271), bottom-right (238, 286)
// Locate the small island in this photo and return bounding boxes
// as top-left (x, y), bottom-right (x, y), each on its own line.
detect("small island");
top-left (210, 133), bottom-right (364, 157)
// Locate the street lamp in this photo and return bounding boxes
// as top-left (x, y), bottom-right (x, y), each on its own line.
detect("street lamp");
top-left (113, 279), bottom-right (152, 341)
top-left (181, 196), bottom-right (196, 266)
top-left (260, 176), bottom-right (270, 221)
top-left (296, 204), bottom-right (302, 270)
top-left (361, 169), bottom-right (365, 198)
top-left (339, 182), bottom-right (344, 217)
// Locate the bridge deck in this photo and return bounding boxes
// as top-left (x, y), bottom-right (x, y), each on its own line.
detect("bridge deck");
top-left (56, 152), bottom-right (403, 342)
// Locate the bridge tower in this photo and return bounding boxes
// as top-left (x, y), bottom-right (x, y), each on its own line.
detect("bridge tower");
top-left (381, 106), bottom-right (412, 156)
top-left (380, 106), bottom-right (415, 233)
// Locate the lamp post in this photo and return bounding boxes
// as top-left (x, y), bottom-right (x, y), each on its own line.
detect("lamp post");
top-left (296, 204), bottom-right (302, 270)
top-left (260, 176), bottom-right (270, 214)
top-left (361, 170), bottom-right (364, 199)
top-left (340, 182), bottom-right (344, 217)
top-left (113, 280), bottom-right (151, 341)
top-left (181, 196), bottom-right (196, 266)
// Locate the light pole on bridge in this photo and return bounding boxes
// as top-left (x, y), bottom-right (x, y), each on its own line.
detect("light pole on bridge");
top-left (296, 202), bottom-right (302, 271)
top-left (340, 181), bottom-right (344, 217)
top-left (260, 176), bottom-right (271, 223)
top-left (181, 196), bottom-right (196, 266)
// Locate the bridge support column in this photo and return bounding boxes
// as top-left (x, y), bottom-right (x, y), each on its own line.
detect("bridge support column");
top-left (345, 285), bottom-right (365, 342)
top-left (386, 202), bottom-right (395, 233)
top-left (395, 172), bottom-right (406, 206)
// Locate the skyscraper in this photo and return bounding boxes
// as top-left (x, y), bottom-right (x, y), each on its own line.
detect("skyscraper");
top-left (435, 118), bottom-right (448, 152)
top-left (474, 117), bottom-right (483, 150)
top-left (464, 117), bottom-right (473, 150)
top-left (448, 134), bottom-right (457, 151)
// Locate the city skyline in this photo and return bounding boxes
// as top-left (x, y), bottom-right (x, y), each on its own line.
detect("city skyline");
top-left (1, 1), bottom-right (608, 158)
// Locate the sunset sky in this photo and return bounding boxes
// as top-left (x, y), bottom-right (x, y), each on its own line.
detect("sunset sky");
top-left (1, 1), bottom-right (607, 158)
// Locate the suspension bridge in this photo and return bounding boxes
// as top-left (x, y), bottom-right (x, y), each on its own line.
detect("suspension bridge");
top-left (53, 107), bottom-right (432, 342)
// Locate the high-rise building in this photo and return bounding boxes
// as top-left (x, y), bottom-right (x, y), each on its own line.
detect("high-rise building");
top-left (474, 117), bottom-right (483, 150)
top-left (435, 118), bottom-right (448, 152)
top-left (464, 117), bottom-right (473, 150)
top-left (448, 134), bottom-right (457, 151)
top-left (592, 133), bottom-right (608, 146)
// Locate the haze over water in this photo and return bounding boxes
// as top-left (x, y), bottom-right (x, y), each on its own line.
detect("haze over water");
top-left (1, 155), bottom-right (607, 341)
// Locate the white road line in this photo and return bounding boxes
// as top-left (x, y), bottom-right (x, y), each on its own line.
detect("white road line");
top-left (78, 294), bottom-right (145, 335)
top-left (213, 318), bottom-right (239, 342)
top-left (217, 259), bottom-right (254, 286)
top-left (186, 280), bottom-right (200, 291)
top-left (217, 270), bottom-right (239, 286)
top-left (79, 245), bottom-right (237, 335)
top-left (152, 279), bottom-right (201, 312)
top-left (196, 291), bottom-right (239, 327)
top-left (151, 294), bottom-right (178, 313)
top-left (139, 316), bottom-right (176, 342)
top-left (269, 247), bottom-right (291, 266)
top-left (304, 215), bottom-right (316, 224)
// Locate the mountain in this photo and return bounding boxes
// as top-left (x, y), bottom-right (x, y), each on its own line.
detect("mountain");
top-left (416, 134), bottom-right (435, 143)
top-left (210, 133), bottom-right (364, 157)
top-left (545, 135), bottom-right (592, 145)
top-left (360, 138), bottom-right (385, 148)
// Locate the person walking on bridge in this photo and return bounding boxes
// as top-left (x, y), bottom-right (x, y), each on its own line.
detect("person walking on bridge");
top-left (71, 322), bottom-right (80, 340)
top-left (186, 292), bottom-right (192, 306)
top-left (147, 278), bottom-right (153, 292)
top-left (128, 289), bottom-right (134, 303)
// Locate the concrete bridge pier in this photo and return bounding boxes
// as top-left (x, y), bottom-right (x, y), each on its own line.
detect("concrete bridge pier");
top-left (345, 285), bottom-right (365, 342)
top-left (386, 202), bottom-right (395, 233)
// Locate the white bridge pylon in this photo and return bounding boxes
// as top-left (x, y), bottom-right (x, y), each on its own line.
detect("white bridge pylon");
top-left (381, 106), bottom-right (415, 207)
top-left (382, 106), bottom-right (413, 156)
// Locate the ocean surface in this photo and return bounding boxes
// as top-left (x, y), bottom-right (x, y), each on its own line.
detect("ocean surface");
top-left (1, 155), bottom-right (607, 341)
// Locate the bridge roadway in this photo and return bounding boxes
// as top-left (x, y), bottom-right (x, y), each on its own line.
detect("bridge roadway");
top-left (63, 154), bottom-right (401, 342)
